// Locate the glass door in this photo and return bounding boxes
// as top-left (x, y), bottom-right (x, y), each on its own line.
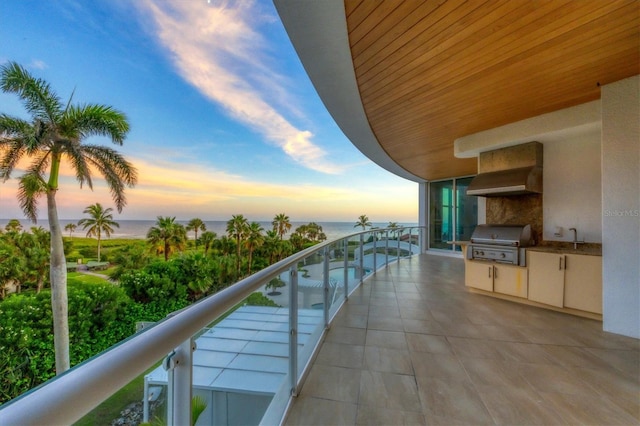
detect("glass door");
top-left (429, 177), bottom-right (477, 251)
top-left (429, 180), bottom-right (453, 249)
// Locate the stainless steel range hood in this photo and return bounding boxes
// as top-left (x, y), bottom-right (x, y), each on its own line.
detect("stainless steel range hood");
top-left (466, 165), bottom-right (543, 196)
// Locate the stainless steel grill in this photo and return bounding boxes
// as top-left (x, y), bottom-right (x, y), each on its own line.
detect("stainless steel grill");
top-left (467, 224), bottom-right (533, 266)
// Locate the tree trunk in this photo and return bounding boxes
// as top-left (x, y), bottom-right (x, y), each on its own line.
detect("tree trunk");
top-left (47, 190), bottom-right (70, 374)
top-left (97, 231), bottom-right (102, 263)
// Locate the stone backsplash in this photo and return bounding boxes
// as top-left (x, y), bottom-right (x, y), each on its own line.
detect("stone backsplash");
top-left (486, 194), bottom-right (542, 244)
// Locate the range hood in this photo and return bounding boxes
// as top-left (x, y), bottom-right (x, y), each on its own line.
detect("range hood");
top-left (466, 165), bottom-right (543, 196)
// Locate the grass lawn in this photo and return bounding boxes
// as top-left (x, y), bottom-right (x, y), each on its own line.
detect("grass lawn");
top-left (67, 272), bottom-right (111, 285)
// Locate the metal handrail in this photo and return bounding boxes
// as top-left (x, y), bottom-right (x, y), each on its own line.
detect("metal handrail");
top-left (0, 226), bottom-right (424, 425)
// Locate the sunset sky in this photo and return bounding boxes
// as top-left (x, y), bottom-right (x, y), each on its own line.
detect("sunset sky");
top-left (0, 0), bottom-right (417, 223)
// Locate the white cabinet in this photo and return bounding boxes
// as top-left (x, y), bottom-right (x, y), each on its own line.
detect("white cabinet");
top-left (528, 251), bottom-right (602, 313)
top-left (564, 254), bottom-right (603, 314)
top-left (493, 264), bottom-right (528, 298)
top-left (528, 251), bottom-right (565, 307)
top-left (465, 261), bottom-right (528, 298)
top-left (465, 260), bottom-right (494, 291)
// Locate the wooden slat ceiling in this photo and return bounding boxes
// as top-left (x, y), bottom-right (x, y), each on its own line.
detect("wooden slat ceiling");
top-left (345, 0), bottom-right (640, 180)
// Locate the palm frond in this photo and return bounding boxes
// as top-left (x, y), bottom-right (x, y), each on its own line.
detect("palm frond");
top-left (17, 172), bottom-right (47, 222)
top-left (60, 139), bottom-right (93, 189)
top-left (0, 138), bottom-right (27, 181)
top-left (25, 151), bottom-right (51, 178)
top-left (0, 114), bottom-right (31, 138)
top-left (0, 62), bottom-right (63, 123)
top-left (64, 104), bottom-right (130, 145)
top-left (83, 145), bottom-right (138, 211)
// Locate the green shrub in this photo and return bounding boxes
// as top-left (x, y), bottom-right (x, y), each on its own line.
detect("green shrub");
top-left (245, 292), bottom-right (279, 307)
top-left (0, 282), bottom-right (133, 404)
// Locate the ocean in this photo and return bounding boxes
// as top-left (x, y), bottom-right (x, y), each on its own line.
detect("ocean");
top-left (0, 219), bottom-right (417, 241)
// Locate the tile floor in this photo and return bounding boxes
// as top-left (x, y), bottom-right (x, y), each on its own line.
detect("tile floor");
top-left (284, 254), bottom-right (640, 425)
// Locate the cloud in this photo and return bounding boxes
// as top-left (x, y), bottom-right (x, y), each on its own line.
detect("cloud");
top-left (29, 60), bottom-right (48, 70)
top-left (135, 0), bottom-right (342, 174)
top-left (0, 152), bottom-right (374, 220)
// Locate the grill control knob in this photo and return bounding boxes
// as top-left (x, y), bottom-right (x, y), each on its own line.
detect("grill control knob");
top-left (500, 253), bottom-right (506, 258)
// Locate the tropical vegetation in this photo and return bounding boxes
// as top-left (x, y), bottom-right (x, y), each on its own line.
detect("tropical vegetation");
top-left (0, 213), bottom-right (339, 405)
top-left (0, 62), bottom-right (137, 374)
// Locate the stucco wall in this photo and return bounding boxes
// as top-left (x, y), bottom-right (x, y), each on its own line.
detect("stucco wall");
top-left (601, 75), bottom-right (640, 338)
top-left (543, 131), bottom-right (602, 243)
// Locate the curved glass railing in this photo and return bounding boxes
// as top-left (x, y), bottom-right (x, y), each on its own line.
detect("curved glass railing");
top-left (0, 226), bottom-right (424, 426)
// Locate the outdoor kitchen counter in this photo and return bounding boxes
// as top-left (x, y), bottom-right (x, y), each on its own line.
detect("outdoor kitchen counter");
top-left (527, 244), bottom-right (602, 256)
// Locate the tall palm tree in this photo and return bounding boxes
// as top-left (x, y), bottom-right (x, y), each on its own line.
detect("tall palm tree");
top-left (245, 222), bottom-right (264, 274)
top-left (263, 229), bottom-right (280, 264)
top-left (186, 218), bottom-right (206, 248)
top-left (226, 214), bottom-right (248, 276)
top-left (77, 203), bottom-right (119, 262)
top-left (146, 216), bottom-right (187, 261)
top-left (0, 62), bottom-right (137, 374)
top-left (199, 231), bottom-right (217, 256)
top-left (354, 214), bottom-right (372, 230)
top-left (272, 213), bottom-right (291, 240)
top-left (64, 223), bottom-right (77, 238)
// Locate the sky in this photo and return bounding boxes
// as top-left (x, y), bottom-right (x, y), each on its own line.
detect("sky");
top-left (0, 0), bottom-right (418, 223)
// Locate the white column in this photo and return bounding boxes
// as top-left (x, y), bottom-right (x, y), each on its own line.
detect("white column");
top-left (601, 75), bottom-right (640, 338)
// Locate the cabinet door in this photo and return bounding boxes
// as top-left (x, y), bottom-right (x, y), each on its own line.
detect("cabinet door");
top-left (528, 251), bottom-right (565, 307)
top-left (494, 264), bottom-right (528, 298)
top-left (564, 254), bottom-right (602, 314)
top-left (465, 260), bottom-right (494, 291)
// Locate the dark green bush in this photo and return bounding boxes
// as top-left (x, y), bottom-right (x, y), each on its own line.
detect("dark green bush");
top-left (0, 281), bottom-right (133, 404)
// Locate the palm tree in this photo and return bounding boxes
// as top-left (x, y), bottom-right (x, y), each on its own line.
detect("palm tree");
top-left (0, 62), bottom-right (137, 374)
top-left (146, 216), bottom-right (187, 261)
top-left (245, 222), bottom-right (264, 274)
top-left (186, 218), bottom-right (206, 248)
top-left (199, 231), bottom-right (217, 256)
top-left (272, 213), bottom-right (291, 240)
top-left (387, 221), bottom-right (400, 239)
top-left (263, 229), bottom-right (280, 264)
top-left (226, 214), bottom-right (248, 276)
top-left (77, 203), bottom-right (119, 262)
top-left (355, 214), bottom-right (372, 230)
top-left (64, 223), bottom-right (77, 238)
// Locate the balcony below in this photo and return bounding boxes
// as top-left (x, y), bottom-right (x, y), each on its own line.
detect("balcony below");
top-left (285, 254), bottom-right (639, 425)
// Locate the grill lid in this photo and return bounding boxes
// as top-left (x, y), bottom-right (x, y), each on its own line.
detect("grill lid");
top-left (470, 224), bottom-right (532, 247)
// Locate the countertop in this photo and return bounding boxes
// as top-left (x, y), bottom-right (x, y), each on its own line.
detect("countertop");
top-left (526, 244), bottom-right (602, 256)
top-left (448, 240), bottom-right (602, 256)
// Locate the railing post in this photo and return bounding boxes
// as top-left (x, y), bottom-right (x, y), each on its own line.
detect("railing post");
top-left (164, 338), bottom-right (194, 426)
top-left (385, 230), bottom-right (389, 267)
top-left (323, 247), bottom-right (330, 327)
top-left (373, 232), bottom-right (377, 272)
top-left (409, 228), bottom-right (413, 260)
top-left (289, 266), bottom-right (299, 396)
top-left (343, 238), bottom-right (349, 299)
top-left (143, 376), bottom-right (150, 423)
top-left (359, 234), bottom-right (364, 284)
top-left (397, 230), bottom-right (401, 263)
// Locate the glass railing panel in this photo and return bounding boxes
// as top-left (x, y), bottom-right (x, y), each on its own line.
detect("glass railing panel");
top-left (296, 250), bottom-right (325, 370)
top-left (326, 240), bottom-right (346, 319)
top-left (188, 281), bottom-right (291, 426)
top-left (256, 269), bottom-right (294, 426)
top-left (73, 342), bottom-right (168, 426)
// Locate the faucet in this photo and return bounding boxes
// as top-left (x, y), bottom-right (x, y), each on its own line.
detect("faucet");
top-left (568, 227), bottom-right (584, 249)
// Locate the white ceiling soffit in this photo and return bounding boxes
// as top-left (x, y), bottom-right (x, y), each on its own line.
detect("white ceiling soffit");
top-left (273, 0), bottom-right (424, 183)
top-left (454, 101), bottom-right (602, 158)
